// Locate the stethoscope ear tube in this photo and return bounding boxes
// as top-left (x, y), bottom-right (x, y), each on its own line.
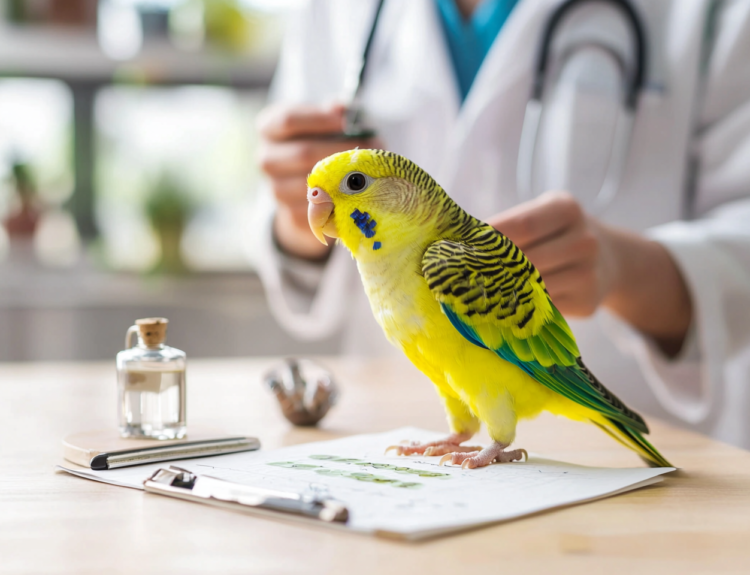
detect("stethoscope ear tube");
top-left (342, 0), bottom-right (386, 136)
top-left (595, 109), bottom-right (635, 210)
top-left (517, 0), bottom-right (647, 212)
top-left (534, 0), bottom-right (646, 108)
top-left (516, 99), bottom-right (543, 201)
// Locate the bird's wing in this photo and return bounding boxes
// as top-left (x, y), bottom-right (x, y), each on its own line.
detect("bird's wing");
top-left (422, 232), bottom-right (649, 434)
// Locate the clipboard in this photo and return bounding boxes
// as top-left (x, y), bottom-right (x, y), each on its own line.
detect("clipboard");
top-left (143, 466), bottom-right (349, 524)
top-left (58, 428), bottom-right (674, 540)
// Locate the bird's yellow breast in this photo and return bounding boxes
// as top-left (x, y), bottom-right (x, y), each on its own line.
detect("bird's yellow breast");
top-left (356, 253), bottom-right (576, 428)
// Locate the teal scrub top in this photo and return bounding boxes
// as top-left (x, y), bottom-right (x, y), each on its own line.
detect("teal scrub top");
top-left (435, 0), bottom-right (519, 101)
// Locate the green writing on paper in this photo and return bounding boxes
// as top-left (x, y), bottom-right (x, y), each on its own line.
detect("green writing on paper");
top-left (266, 454), bottom-right (452, 490)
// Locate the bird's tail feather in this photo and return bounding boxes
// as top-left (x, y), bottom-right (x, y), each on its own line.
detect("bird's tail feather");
top-left (592, 419), bottom-right (673, 468)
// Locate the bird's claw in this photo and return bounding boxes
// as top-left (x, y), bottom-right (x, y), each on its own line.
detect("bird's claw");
top-left (440, 447), bottom-right (529, 468)
top-left (386, 440), bottom-right (481, 457)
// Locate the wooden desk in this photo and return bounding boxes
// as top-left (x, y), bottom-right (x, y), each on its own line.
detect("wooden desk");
top-left (1, 358), bottom-right (749, 574)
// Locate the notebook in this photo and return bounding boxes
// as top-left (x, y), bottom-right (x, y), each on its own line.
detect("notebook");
top-left (62, 429), bottom-right (260, 470)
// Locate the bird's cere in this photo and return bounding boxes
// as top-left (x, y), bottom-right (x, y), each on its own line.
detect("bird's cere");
top-left (307, 187), bottom-right (335, 245)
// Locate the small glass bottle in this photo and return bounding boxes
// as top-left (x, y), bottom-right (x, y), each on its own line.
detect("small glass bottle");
top-left (116, 318), bottom-right (187, 439)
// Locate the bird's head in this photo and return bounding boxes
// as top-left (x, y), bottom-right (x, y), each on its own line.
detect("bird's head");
top-left (307, 149), bottom-right (448, 260)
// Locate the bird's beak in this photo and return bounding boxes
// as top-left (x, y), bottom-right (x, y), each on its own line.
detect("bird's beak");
top-left (307, 187), bottom-right (336, 246)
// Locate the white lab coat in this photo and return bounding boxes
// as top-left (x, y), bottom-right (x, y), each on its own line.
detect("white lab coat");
top-left (251, 0), bottom-right (750, 449)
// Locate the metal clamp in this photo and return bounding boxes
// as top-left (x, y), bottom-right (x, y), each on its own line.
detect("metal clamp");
top-left (144, 466), bottom-right (349, 523)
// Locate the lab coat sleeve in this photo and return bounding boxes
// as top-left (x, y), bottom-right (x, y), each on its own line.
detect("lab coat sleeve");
top-left (251, 189), bottom-right (354, 341)
top-left (249, 0), bottom-right (354, 341)
top-left (603, 0), bottom-right (750, 424)
top-left (603, 200), bottom-right (750, 424)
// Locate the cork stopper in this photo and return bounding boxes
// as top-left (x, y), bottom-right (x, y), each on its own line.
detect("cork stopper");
top-left (135, 317), bottom-right (168, 346)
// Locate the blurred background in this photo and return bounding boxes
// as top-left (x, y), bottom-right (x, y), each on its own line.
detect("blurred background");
top-left (0, 0), bottom-right (340, 360)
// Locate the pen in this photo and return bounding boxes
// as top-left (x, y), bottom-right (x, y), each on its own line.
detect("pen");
top-left (90, 437), bottom-right (260, 470)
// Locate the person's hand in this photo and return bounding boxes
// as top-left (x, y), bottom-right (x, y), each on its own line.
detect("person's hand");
top-left (258, 102), bottom-right (382, 260)
top-left (487, 191), bottom-right (692, 356)
top-left (488, 191), bottom-right (615, 316)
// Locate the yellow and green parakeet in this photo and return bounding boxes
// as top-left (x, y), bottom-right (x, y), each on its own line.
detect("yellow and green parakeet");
top-left (306, 149), bottom-right (672, 469)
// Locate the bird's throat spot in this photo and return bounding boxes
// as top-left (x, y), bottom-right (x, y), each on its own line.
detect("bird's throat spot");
top-left (351, 209), bottom-right (377, 239)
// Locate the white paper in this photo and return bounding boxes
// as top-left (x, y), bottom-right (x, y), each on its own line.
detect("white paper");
top-left (57, 427), bottom-right (674, 539)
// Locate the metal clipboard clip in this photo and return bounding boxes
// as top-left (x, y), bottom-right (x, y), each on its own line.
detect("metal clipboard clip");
top-left (144, 466), bottom-right (349, 524)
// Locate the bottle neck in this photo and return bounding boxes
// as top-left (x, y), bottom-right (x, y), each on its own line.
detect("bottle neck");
top-left (137, 336), bottom-right (165, 351)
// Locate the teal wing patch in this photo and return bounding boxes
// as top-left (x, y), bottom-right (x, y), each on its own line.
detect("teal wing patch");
top-left (425, 237), bottom-right (648, 434)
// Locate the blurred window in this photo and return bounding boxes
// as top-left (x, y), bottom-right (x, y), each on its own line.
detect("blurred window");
top-left (94, 85), bottom-right (266, 272)
top-left (0, 78), bottom-right (74, 218)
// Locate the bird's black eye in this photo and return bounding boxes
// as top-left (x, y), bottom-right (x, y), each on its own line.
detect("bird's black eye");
top-left (346, 172), bottom-right (367, 192)
top-left (340, 171), bottom-right (372, 194)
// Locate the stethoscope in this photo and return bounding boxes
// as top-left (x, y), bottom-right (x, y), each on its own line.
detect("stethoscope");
top-left (349, 0), bottom-right (647, 210)
top-left (516, 0), bottom-right (647, 212)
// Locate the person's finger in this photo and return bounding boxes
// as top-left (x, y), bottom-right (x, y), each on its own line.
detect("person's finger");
top-left (488, 191), bottom-right (584, 249)
top-left (546, 294), bottom-right (582, 316)
top-left (268, 137), bottom-right (384, 201)
top-left (286, 202), bottom-right (311, 230)
top-left (547, 293), bottom-right (599, 317)
top-left (260, 138), bottom-right (377, 177)
top-left (270, 175), bottom-right (309, 207)
top-left (258, 103), bottom-right (346, 140)
top-left (523, 227), bottom-right (598, 276)
top-left (541, 264), bottom-right (598, 314)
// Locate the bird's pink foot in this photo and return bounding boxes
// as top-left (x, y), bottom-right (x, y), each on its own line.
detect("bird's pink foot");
top-left (385, 433), bottom-right (480, 456)
top-left (438, 442), bottom-right (528, 469)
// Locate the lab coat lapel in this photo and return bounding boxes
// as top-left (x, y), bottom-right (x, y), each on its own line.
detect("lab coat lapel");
top-left (401, 0), bottom-right (461, 116)
top-left (460, 0), bottom-right (560, 128)
top-left (368, 0), bottom-right (560, 202)
top-left (367, 0), bottom-right (461, 180)
top-left (441, 0), bottom-right (562, 198)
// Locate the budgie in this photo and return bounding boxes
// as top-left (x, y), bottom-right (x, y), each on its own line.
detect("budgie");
top-left (306, 149), bottom-right (672, 469)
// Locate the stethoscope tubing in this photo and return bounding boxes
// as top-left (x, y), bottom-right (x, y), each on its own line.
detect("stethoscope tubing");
top-left (533, 0), bottom-right (647, 109)
top-left (351, 0), bottom-right (649, 212)
top-left (517, 0), bottom-right (647, 212)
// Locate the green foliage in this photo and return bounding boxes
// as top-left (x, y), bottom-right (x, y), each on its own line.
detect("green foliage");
top-left (11, 161), bottom-right (36, 199)
top-left (144, 173), bottom-right (195, 275)
top-left (144, 174), bottom-right (193, 230)
top-left (203, 0), bottom-right (256, 53)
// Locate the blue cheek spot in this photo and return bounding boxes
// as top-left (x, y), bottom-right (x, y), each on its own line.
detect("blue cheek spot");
top-left (351, 209), bottom-right (377, 239)
top-left (373, 241), bottom-right (382, 250)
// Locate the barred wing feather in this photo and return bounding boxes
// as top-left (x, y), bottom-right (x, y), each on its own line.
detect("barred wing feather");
top-left (421, 235), bottom-right (649, 434)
